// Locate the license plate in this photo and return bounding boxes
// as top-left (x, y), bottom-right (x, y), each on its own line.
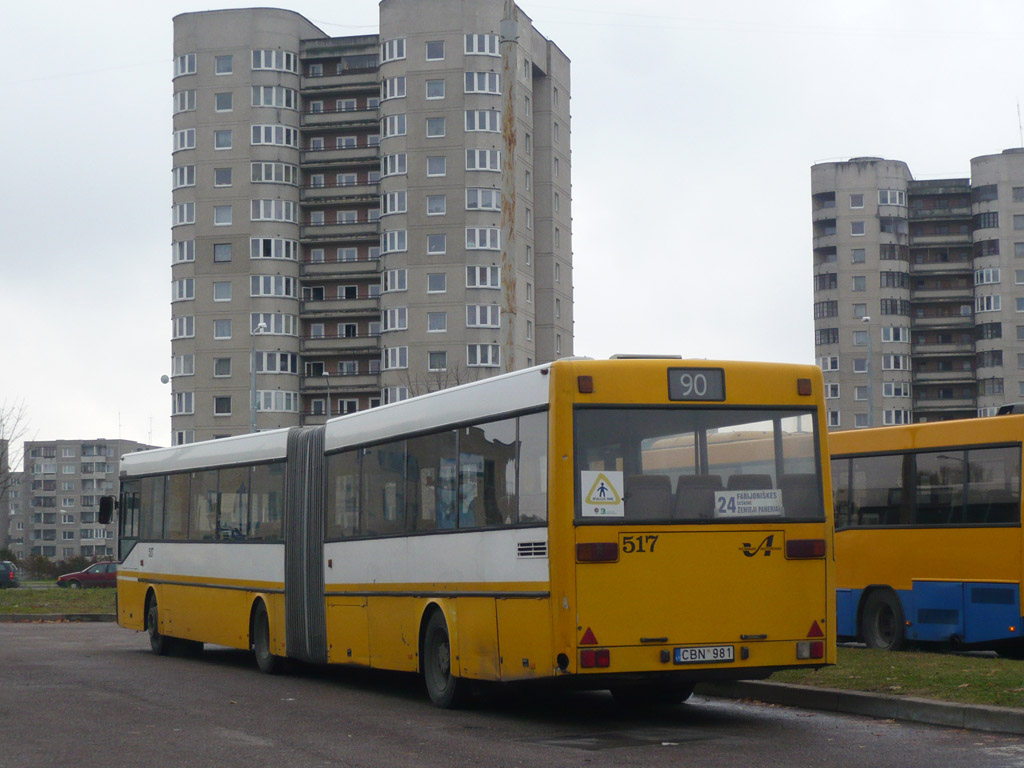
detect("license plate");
top-left (673, 645), bottom-right (735, 664)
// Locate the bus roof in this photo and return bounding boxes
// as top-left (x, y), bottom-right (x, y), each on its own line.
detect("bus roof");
top-left (829, 413), bottom-right (1024, 455)
top-left (323, 363), bottom-right (553, 452)
top-left (121, 427), bottom-right (290, 477)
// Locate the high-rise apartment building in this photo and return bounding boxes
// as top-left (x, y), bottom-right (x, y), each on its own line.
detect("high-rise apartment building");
top-left (170, 1), bottom-right (572, 444)
top-left (6, 439), bottom-right (153, 562)
top-left (811, 150), bottom-right (1024, 429)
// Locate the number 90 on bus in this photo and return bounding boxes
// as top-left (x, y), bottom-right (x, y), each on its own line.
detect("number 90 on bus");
top-left (668, 368), bottom-right (725, 402)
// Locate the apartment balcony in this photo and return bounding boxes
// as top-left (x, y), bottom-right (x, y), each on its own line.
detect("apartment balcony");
top-left (911, 342), bottom-right (974, 356)
top-left (911, 314), bottom-right (973, 329)
top-left (909, 261), bottom-right (972, 275)
top-left (301, 181), bottom-right (378, 204)
top-left (301, 220), bottom-right (379, 242)
top-left (912, 369), bottom-right (976, 384)
top-left (301, 334), bottom-right (381, 355)
top-left (907, 205), bottom-right (971, 220)
top-left (301, 259), bottom-right (381, 279)
top-left (910, 287), bottom-right (973, 301)
top-left (301, 108), bottom-right (378, 129)
top-left (300, 296), bottom-right (379, 317)
top-left (301, 373), bottom-right (380, 393)
top-left (912, 401), bottom-right (976, 417)
top-left (300, 72), bottom-right (378, 94)
top-left (301, 145), bottom-right (379, 169)
top-left (908, 232), bottom-right (971, 246)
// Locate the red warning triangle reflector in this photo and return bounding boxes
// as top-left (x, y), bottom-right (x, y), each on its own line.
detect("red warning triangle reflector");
top-left (807, 621), bottom-right (824, 638)
top-left (580, 627), bottom-right (598, 645)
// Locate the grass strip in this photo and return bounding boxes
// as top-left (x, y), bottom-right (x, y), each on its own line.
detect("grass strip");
top-left (772, 646), bottom-right (1024, 708)
top-left (0, 587), bottom-right (115, 615)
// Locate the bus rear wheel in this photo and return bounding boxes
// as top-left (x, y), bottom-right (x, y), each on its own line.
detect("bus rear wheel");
top-left (861, 590), bottom-right (906, 651)
top-left (252, 602), bottom-right (283, 674)
top-left (423, 611), bottom-right (470, 708)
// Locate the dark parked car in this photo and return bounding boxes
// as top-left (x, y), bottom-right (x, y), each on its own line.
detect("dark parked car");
top-left (57, 562), bottom-right (117, 589)
top-left (0, 561), bottom-right (19, 589)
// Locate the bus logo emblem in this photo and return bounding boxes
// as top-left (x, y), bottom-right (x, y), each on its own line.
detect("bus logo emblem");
top-left (741, 535), bottom-right (778, 557)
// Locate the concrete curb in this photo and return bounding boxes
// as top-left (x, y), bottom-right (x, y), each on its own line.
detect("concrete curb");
top-left (696, 680), bottom-right (1024, 736)
top-left (0, 614), bottom-right (117, 623)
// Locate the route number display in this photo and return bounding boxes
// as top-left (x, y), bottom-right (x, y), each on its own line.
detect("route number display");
top-left (667, 368), bottom-right (725, 401)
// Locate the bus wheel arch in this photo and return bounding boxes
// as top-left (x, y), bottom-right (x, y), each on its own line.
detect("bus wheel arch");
top-left (144, 588), bottom-right (172, 656)
top-left (250, 598), bottom-right (284, 675)
top-left (859, 587), bottom-right (906, 651)
top-left (419, 604), bottom-right (470, 708)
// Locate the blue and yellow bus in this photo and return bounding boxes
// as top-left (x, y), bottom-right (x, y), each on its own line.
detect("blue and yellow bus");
top-left (830, 415), bottom-right (1024, 656)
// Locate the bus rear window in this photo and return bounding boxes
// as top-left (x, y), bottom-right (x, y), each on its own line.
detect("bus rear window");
top-left (575, 407), bottom-right (823, 523)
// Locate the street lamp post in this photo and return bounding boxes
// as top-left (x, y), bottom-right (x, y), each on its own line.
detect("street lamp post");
top-left (250, 321), bottom-right (267, 433)
top-left (862, 316), bottom-right (873, 427)
top-left (322, 370), bottom-right (332, 422)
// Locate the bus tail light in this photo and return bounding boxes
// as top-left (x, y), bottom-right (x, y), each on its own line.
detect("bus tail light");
top-left (786, 539), bottom-right (826, 559)
top-left (796, 641), bottom-right (824, 660)
top-left (580, 649), bottom-right (610, 668)
top-left (576, 542), bottom-right (619, 563)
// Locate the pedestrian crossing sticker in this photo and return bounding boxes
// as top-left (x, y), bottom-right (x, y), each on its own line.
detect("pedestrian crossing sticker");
top-left (581, 471), bottom-right (624, 517)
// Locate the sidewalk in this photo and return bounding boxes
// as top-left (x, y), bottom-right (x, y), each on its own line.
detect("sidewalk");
top-left (696, 680), bottom-right (1024, 736)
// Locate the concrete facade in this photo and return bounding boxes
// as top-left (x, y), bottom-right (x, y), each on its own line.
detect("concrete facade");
top-left (811, 151), bottom-right (1024, 428)
top-left (6, 439), bottom-right (153, 562)
top-left (170, 2), bottom-right (572, 444)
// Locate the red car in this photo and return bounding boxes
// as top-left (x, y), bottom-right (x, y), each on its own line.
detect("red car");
top-left (57, 562), bottom-right (117, 589)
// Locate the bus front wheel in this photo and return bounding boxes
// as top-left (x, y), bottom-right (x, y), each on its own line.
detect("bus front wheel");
top-left (861, 590), bottom-right (906, 651)
top-left (147, 598), bottom-right (172, 656)
top-left (252, 602), bottom-right (283, 674)
top-left (422, 611), bottom-right (470, 708)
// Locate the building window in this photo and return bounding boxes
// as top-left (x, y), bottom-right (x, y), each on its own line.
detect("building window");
top-left (428, 351), bottom-right (447, 371)
top-left (427, 195), bottom-right (446, 215)
top-left (172, 165), bottom-right (195, 189)
top-left (467, 188), bottom-right (500, 210)
top-left (172, 202), bottom-right (195, 227)
top-left (172, 240), bottom-right (195, 264)
top-left (425, 156), bottom-right (447, 177)
top-left (852, 276), bottom-right (865, 291)
top-left (214, 319), bottom-right (232, 339)
top-left (853, 303), bottom-right (867, 319)
top-left (465, 72), bottom-right (500, 94)
top-left (173, 89), bottom-right (196, 114)
top-left (974, 212), bottom-right (999, 230)
top-left (427, 312), bottom-right (447, 332)
top-left (426, 117), bottom-right (446, 137)
top-left (467, 265), bottom-right (500, 288)
top-left (975, 267), bottom-right (1001, 286)
top-left (251, 162), bottom-right (298, 185)
top-left (465, 110), bottom-right (501, 132)
top-left (252, 49), bottom-right (297, 72)
top-left (171, 278), bottom-right (194, 303)
top-left (256, 391), bottom-right (300, 413)
top-left (382, 230), bottom-right (407, 254)
top-left (214, 130), bottom-right (232, 150)
top-left (381, 76), bottom-right (407, 101)
top-left (382, 307), bottom-right (408, 331)
top-left (382, 153), bottom-right (408, 177)
top-left (464, 33), bottom-right (499, 56)
top-left (466, 149), bottom-right (500, 171)
top-left (467, 344), bottom-right (500, 367)
top-left (214, 396), bottom-right (232, 416)
top-left (381, 38), bottom-right (406, 63)
top-left (172, 392), bottom-right (194, 416)
top-left (426, 79), bottom-right (445, 100)
top-left (427, 234), bottom-right (446, 254)
top-left (384, 347), bottom-right (409, 370)
top-left (172, 354), bottom-right (195, 377)
top-left (878, 189), bottom-right (906, 206)
top-left (214, 168), bottom-right (232, 187)
top-left (466, 227), bottom-right (500, 250)
top-left (214, 358), bottom-right (231, 377)
top-left (251, 199), bottom-right (297, 222)
top-left (250, 275), bottom-right (297, 298)
top-left (252, 85), bottom-right (297, 109)
top-left (976, 294), bottom-right (1001, 313)
top-left (381, 190), bottom-right (407, 215)
top-left (215, 55), bottom-right (232, 75)
top-left (851, 221), bottom-right (865, 236)
top-left (854, 358), bottom-right (867, 373)
top-left (383, 269), bottom-right (407, 292)
top-left (174, 53), bottom-right (196, 77)
top-left (213, 281), bottom-right (231, 302)
top-left (251, 124), bottom-right (298, 147)
top-left (215, 92), bottom-right (233, 111)
top-left (849, 193), bottom-right (864, 208)
top-left (466, 305), bottom-right (500, 328)
top-left (427, 273), bottom-right (447, 293)
top-left (425, 40), bottom-right (445, 60)
top-left (172, 316), bottom-right (195, 339)
top-left (213, 205), bottom-right (232, 226)
top-left (173, 128), bottom-right (195, 153)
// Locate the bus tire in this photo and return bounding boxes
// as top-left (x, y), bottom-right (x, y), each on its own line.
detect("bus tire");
top-left (252, 601), bottom-right (283, 675)
top-left (422, 611), bottom-right (470, 709)
top-left (147, 597), bottom-right (172, 656)
top-left (861, 590), bottom-right (906, 651)
top-left (611, 681), bottom-right (695, 708)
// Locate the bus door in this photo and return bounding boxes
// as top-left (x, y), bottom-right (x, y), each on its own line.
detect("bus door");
top-left (573, 407), bottom-right (829, 664)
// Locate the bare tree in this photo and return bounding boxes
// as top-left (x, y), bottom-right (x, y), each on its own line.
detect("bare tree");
top-left (0, 399), bottom-right (31, 511)
top-left (400, 361), bottom-right (480, 398)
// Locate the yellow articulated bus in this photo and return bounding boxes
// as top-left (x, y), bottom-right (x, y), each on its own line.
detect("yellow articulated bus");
top-left (830, 415), bottom-right (1024, 656)
top-left (103, 357), bottom-right (835, 707)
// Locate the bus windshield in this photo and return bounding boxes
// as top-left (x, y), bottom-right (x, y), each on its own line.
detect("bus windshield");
top-left (575, 407), bottom-right (823, 523)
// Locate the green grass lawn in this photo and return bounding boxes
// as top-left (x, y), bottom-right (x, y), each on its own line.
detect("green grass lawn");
top-left (772, 646), bottom-right (1024, 708)
top-left (0, 586), bottom-right (115, 615)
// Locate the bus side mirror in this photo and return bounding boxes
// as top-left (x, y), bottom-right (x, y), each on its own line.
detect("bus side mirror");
top-left (98, 496), bottom-right (117, 525)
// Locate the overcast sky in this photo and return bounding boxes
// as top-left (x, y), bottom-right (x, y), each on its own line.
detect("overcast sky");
top-left (3, 0), bottom-right (1023, 452)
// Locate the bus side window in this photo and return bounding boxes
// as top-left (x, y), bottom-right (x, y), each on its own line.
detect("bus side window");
top-left (517, 411), bottom-right (548, 524)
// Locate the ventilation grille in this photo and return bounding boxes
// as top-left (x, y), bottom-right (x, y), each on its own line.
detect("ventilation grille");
top-left (517, 541), bottom-right (547, 559)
